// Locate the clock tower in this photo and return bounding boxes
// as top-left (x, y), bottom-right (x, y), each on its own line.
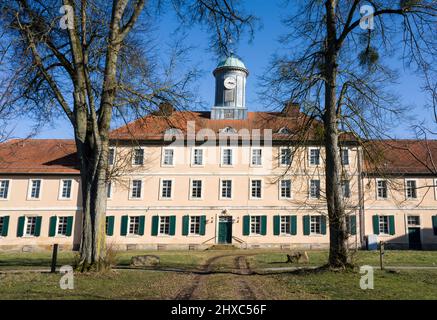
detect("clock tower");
top-left (211, 55), bottom-right (248, 120)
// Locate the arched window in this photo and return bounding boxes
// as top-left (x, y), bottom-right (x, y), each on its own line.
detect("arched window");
top-left (277, 127), bottom-right (291, 135)
top-left (220, 126), bottom-right (237, 134)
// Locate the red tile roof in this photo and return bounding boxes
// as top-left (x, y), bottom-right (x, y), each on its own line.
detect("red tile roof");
top-left (0, 139), bottom-right (79, 174)
top-left (364, 140), bottom-right (437, 175)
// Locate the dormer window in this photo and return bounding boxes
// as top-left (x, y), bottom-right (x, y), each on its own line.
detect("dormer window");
top-left (164, 128), bottom-right (182, 136)
top-left (277, 127), bottom-right (291, 135)
top-left (220, 127), bottom-right (237, 134)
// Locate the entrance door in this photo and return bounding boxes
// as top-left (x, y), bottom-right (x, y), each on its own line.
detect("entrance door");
top-left (218, 216), bottom-right (232, 244)
top-left (408, 227), bottom-right (422, 250)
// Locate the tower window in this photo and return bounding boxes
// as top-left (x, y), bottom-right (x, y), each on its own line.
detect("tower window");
top-left (224, 89), bottom-right (234, 102)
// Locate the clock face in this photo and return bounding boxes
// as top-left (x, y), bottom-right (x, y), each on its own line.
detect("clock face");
top-left (224, 77), bottom-right (237, 89)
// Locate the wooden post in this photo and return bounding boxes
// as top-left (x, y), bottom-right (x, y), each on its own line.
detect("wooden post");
top-left (51, 244), bottom-right (58, 273)
top-left (379, 241), bottom-right (384, 270)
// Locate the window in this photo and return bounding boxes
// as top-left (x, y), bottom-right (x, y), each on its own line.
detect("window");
top-left (341, 148), bottom-right (349, 165)
top-left (407, 215), bottom-right (420, 226)
top-left (309, 179), bottom-right (321, 199)
top-left (379, 216), bottom-right (389, 234)
top-left (280, 147), bottom-right (292, 166)
top-left (190, 216), bottom-right (201, 235)
top-left (277, 127), bottom-right (291, 135)
top-left (406, 180), bottom-right (417, 199)
top-left (251, 148), bottom-right (262, 166)
top-left (131, 180), bottom-right (142, 199)
top-left (25, 216), bottom-right (37, 236)
top-left (191, 180), bottom-right (203, 199)
top-left (250, 216), bottom-right (261, 235)
top-left (60, 179), bottom-right (72, 199)
top-left (57, 217), bottom-right (68, 236)
top-left (0, 216), bottom-right (4, 235)
top-left (221, 127), bottom-right (237, 134)
top-left (29, 179), bottom-right (41, 199)
top-left (192, 148), bottom-right (204, 166)
top-left (250, 179), bottom-right (262, 199)
top-left (162, 148), bottom-right (174, 166)
top-left (106, 182), bottom-right (112, 198)
top-left (129, 216), bottom-right (140, 235)
top-left (108, 148), bottom-right (115, 165)
top-left (280, 179), bottom-right (292, 199)
top-left (133, 148), bottom-right (144, 165)
top-left (341, 180), bottom-right (350, 198)
top-left (222, 148), bottom-right (233, 166)
top-left (159, 216), bottom-right (171, 235)
top-left (280, 216), bottom-right (291, 234)
top-left (309, 148), bottom-right (320, 165)
top-left (221, 180), bottom-right (232, 199)
top-left (161, 180), bottom-right (173, 199)
top-left (377, 180), bottom-right (388, 199)
top-left (310, 216), bottom-right (322, 235)
top-left (0, 180), bottom-right (10, 199)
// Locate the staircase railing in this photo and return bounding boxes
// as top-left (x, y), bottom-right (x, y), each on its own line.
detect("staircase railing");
top-left (232, 236), bottom-right (248, 249)
top-left (201, 236), bottom-right (216, 245)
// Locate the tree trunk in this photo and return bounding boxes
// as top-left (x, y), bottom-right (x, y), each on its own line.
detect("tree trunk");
top-left (324, 0), bottom-right (349, 269)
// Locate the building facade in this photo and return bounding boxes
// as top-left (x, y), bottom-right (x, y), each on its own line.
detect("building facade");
top-left (1, 56), bottom-right (437, 251)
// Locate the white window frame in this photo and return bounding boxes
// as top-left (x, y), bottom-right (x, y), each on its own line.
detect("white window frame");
top-left (106, 181), bottom-right (113, 200)
top-left (434, 179), bottom-right (437, 200)
top-left (310, 215), bottom-right (322, 235)
top-left (279, 179), bottom-right (292, 200)
top-left (376, 179), bottom-right (388, 200)
top-left (0, 179), bottom-right (11, 200)
top-left (132, 147), bottom-right (145, 166)
top-left (56, 216), bottom-right (69, 237)
top-left (189, 178), bottom-right (204, 200)
top-left (249, 178), bottom-right (263, 200)
top-left (159, 178), bottom-right (174, 200)
top-left (279, 147), bottom-right (292, 167)
top-left (161, 147), bottom-right (175, 167)
top-left (219, 178), bottom-right (233, 200)
top-left (340, 148), bottom-right (349, 166)
top-left (24, 216), bottom-right (38, 237)
top-left (250, 147), bottom-right (263, 167)
top-left (191, 147), bottom-right (205, 167)
top-left (58, 179), bottom-right (73, 200)
top-left (159, 216), bottom-right (171, 236)
top-left (378, 215), bottom-right (390, 235)
top-left (280, 215), bottom-right (292, 235)
top-left (221, 147), bottom-right (235, 167)
top-left (309, 179), bottom-right (321, 199)
top-left (405, 179), bottom-right (418, 200)
top-left (189, 216), bottom-right (202, 236)
top-left (108, 147), bottom-right (116, 166)
top-left (129, 179), bottom-right (143, 200)
top-left (27, 179), bottom-right (42, 200)
top-left (250, 216), bottom-right (262, 235)
top-left (308, 147), bottom-right (321, 166)
top-left (128, 216), bottom-right (141, 236)
top-left (406, 215), bottom-right (421, 227)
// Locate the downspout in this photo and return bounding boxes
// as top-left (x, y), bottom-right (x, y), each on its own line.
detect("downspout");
top-left (356, 145), bottom-right (366, 249)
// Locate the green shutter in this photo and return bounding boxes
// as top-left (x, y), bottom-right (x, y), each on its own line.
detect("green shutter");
top-left (182, 215), bottom-right (189, 236)
top-left (1, 216), bottom-right (9, 237)
top-left (151, 216), bottom-right (159, 236)
top-left (200, 215), bottom-right (206, 236)
top-left (373, 215), bottom-right (379, 235)
top-left (120, 215), bottom-right (128, 236)
top-left (321, 216), bottom-right (327, 235)
top-left (169, 216), bottom-right (176, 236)
top-left (350, 215), bottom-right (357, 235)
top-left (242, 215), bottom-right (250, 236)
top-left (273, 215), bottom-right (280, 236)
top-left (139, 216), bottom-right (145, 236)
top-left (17, 216), bottom-right (25, 237)
top-left (66, 216), bottom-right (73, 236)
top-left (303, 215), bottom-right (310, 235)
top-left (261, 215), bottom-right (267, 235)
top-left (432, 216), bottom-right (437, 236)
top-left (49, 216), bottom-right (57, 237)
top-left (290, 215), bottom-right (297, 235)
top-left (34, 216), bottom-right (42, 237)
top-left (106, 216), bottom-right (114, 236)
top-left (389, 215), bottom-right (395, 235)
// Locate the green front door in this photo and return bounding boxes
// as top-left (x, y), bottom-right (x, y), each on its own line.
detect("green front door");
top-left (218, 217), bottom-right (232, 244)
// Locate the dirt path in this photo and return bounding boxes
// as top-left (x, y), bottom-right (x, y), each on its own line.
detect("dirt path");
top-left (231, 256), bottom-right (257, 299)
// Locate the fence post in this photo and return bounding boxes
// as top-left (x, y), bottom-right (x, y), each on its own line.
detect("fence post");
top-left (51, 244), bottom-right (58, 273)
top-left (379, 241), bottom-right (384, 270)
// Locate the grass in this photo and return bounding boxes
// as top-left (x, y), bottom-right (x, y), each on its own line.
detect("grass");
top-left (0, 249), bottom-right (436, 299)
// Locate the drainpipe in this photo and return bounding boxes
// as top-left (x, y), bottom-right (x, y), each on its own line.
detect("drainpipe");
top-left (357, 145), bottom-right (366, 249)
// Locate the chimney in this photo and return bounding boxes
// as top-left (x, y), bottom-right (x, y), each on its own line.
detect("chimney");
top-left (156, 102), bottom-right (174, 116)
top-left (282, 101), bottom-right (300, 117)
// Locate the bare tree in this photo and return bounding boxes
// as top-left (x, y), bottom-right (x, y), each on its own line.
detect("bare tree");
top-left (0, 0), bottom-right (254, 271)
top-left (261, 0), bottom-right (436, 268)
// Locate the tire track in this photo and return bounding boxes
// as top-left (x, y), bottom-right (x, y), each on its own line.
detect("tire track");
top-left (233, 256), bottom-right (257, 300)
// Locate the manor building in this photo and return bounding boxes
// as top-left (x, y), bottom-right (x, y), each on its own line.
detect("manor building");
top-left (1, 56), bottom-right (437, 251)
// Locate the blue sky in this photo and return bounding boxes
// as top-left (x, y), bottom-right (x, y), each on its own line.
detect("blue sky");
top-left (11, 0), bottom-right (432, 139)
